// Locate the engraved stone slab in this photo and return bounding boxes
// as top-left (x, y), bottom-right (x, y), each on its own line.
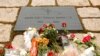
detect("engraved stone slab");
top-left (14, 7), bottom-right (83, 31)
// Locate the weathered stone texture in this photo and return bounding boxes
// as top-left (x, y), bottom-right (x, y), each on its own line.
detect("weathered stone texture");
top-left (57, 0), bottom-right (90, 6)
top-left (0, 8), bottom-right (19, 23)
top-left (0, 0), bottom-right (29, 7)
top-left (0, 23), bottom-right (12, 42)
top-left (77, 7), bottom-right (100, 17)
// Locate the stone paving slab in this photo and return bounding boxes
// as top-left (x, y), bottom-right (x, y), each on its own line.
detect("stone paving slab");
top-left (0, 8), bottom-right (19, 23)
top-left (57, 0), bottom-right (90, 6)
top-left (77, 7), bottom-right (100, 17)
top-left (0, 0), bottom-right (99, 54)
top-left (31, 0), bottom-right (55, 6)
top-left (75, 33), bottom-right (85, 40)
top-left (82, 18), bottom-right (100, 31)
top-left (90, 0), bottom-right (100, 6)
top-left (0, 0), bottom-right (29, 7)
top-left (0, 44), bottom-right (4, 48)
top-left (12, 35), bottom-right (25, 49)
top-left (0, 23), bottom-right (12, 42)
top-left (93, 33), bottom-right (100, 47)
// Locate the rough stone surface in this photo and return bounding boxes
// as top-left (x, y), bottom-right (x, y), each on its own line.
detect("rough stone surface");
top-left (12, 35), bottom-right (25, 49)
top-left (0, 44), bottom-right (4, 48)
top-left (57, 0), bottom-right (90, 6)
top-left (31, 0), bottom-right (55, 6)
top-left (0, 0), bottom-right (29, 7)
top-left (82, 18), bottom-right (100, 31)
top-left (75, 33), bottom-right (85, 40)
top-left (90, 0), bottom-right (100, 6)
top-left (93, 33), bottom-right (100, 47)
top-left (94, 33), bottom-right (100, 56)
top-left (0, 23), bottom-right (12, 42)
top-left (0, 8), bottom-right (19, 23)
top-left (77, 7), bottom-right (100, 17)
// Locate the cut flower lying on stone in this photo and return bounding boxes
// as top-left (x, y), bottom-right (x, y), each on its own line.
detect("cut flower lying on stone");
top-left (4, 23), bottom-right (97, 56)
top-left (23, 24), bottom-right (96, 56)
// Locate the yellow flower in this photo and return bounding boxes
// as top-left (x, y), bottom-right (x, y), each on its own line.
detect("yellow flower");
top-left (43, 38), bottom-right (49, 45)
top-left (35, 37), bottom-right (42, 43)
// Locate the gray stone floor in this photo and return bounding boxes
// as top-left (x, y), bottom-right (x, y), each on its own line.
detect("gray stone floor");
top-left (0, 0), bottom-right (100, 55)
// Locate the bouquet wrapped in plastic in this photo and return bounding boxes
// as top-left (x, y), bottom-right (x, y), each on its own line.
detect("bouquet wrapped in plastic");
top-left (60, 44), bottom-right (79, 56)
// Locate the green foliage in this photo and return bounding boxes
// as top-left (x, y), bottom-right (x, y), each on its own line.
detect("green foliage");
top-left (42, 26), bottom-right (61, 52)
top-left (43, 28), bottom-right (58, 43)
top-left (38, 44), bottom-right (48, 56)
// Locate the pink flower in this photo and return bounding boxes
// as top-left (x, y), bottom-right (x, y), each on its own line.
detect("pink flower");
top-left (43, 24), bottom-right (47, 28)
top-left (67, 33), bottom-right (75, 39)
top-left (39, 27), bottom-right (44, 34)
top-left (70, 33), bottom-right (75, 38)
top-left (62, 22), bottom-right (67, 27)
top-left (82, 35), bottom-right (91, 43)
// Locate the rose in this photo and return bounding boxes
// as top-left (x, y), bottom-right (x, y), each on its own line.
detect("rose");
top-left (39, 27), bottom-right (44, 34)
top-left (47, 50), bottom-right (54, 56)
top-left (82, 35), bottom-right (91, 43)
top-left (62, 22), bottom-right (67, 27)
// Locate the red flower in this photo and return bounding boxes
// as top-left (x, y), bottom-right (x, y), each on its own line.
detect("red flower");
top-left (39, 27), bottom-right (44, 34)
top-left (82, 35), bottom-right (91, 43)
top-left (62, 22), bottom-right (67, 27)
top-left (70, 33), bottom-right (75, 38)
top-left (43, 24), bottom-right (47, 28)
top-left (47, 50), bottom-right (54, 56)
top-left (5, 43), bottom-right (13, 49)
top-left (0, 49), bottom-right (4, 54)
top-left (51, 23), bottom-right (55, 28)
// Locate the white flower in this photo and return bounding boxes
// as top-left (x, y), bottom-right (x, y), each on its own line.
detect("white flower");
top-left (67, 34), bottom-right (70, 39)
top-left (73, 38), bottom-right (78, 42)
top-left (83, 34), bottom-right (89, 37)
top-left (20, 49), bottom-right (27, 56)
top-left (80, 46), bottom-right (96, 56)
top-left (27, 27), bottom-right (33, 31)
top-left (87, 32), bottom-right (94, 37)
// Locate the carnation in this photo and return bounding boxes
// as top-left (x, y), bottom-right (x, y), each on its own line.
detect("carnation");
top-left (67, 33), bottom-right (75, 39)
top-left (82, 34), bottom-right (91, 43)
top-left (62, 22), bottom-right (67, 27)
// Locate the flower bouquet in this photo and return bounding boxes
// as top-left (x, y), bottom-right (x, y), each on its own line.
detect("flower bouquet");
top-left (39, 23), bottom-right (62, 53)
top-left (22, 22), bottom-right (97, 56)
